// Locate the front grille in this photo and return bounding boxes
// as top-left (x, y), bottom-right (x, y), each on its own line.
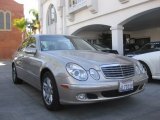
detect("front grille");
top-left (101, 64), bottom-right (135, 79)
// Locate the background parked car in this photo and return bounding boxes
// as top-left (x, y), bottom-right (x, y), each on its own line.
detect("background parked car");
top-left (92, 44), bottom-right (119, 54)
top-left (124, 44), bottom-right (140, 55)
top-left (126, 41), bottom-right (160, 81)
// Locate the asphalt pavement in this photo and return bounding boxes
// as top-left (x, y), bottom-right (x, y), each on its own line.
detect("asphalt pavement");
top-left (0, 61), bottom-right (160, 120)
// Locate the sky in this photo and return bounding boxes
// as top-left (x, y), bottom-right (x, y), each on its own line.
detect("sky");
top-left (14, 0), bottom-right (38, 20)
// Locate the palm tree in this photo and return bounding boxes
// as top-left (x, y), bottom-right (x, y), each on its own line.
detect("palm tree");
top-left (29, 9), bottom-right (40, 34)
top-left (13, 9), bottom-right (40, 41)
top-left (13, 17), bottom-right (27, 41)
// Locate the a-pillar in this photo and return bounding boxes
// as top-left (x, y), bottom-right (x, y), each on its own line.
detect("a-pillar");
top-left (110, 25), bottom-right (124, 55)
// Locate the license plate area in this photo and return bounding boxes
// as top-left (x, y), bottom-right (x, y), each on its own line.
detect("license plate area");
top-left (119, 80), bottom-right (133, 92)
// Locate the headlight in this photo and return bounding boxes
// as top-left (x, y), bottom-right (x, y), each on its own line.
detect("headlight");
top-left (66, 63), bottom-right (88, 81)
top-left (89, 68), bottom-right (100, 80)
top-left (135, 65), bottom-right (141, 75)
top-left (135, 61), bottom-right (146, 75)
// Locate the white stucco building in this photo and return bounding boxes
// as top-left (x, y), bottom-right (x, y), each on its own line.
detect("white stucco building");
top-left (38, 0), bottom-right (160, 54)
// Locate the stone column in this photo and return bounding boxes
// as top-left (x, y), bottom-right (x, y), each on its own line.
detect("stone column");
top-left (110, 25), bottom-right (124, 55)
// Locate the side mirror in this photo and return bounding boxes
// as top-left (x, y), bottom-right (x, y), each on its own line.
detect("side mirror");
top-left (24, 48), bottom-right (37, 55)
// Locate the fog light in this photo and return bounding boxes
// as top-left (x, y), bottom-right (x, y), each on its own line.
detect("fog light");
top-left (76, 93), bottom-right (87, 100)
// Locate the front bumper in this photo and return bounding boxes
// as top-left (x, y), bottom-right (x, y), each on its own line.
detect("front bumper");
top-left (59, 78), bottom-right (147, 104)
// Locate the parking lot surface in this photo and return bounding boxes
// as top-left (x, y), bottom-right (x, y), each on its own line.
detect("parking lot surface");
top-left (0, 61), bottom-right (160, 120)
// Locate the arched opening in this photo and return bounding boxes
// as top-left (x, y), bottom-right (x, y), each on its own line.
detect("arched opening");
top-left (0, 11), bottom-right (5, 30)
top-left (72, 24), bottom-right (112, 48)
top-left (120, 7), bottom-right (160, 54)
top-left (5, 11), bottom-right (11, 30)
top-left (0, 11), bottom-right (11, 31)
top-left (46, 4), bottom-right (57, 34)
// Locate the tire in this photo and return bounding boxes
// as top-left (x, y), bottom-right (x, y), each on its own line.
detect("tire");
top-left (41, 71), bottom-right (61, 111)
top-left (140, 62), bottom-right (152, 82)
top-left (12, 64), bottom-right (23, 84)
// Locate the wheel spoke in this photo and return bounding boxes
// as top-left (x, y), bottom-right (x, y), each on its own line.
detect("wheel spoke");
top-left (47, 78), bottom-right (52, 88)
top-left (46, 94), bottom-right (50, 101)
top-left (43, 83), bottom-right (48, 90)
top-left (49, 95), bottom-right (53, 104)
top-left (43, 90), bottom-right (47, 98)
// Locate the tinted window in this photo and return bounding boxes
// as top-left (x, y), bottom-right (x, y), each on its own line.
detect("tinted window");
top-left (93, 44), bottom-right (111, 50)
top-left (154, 43), bottom-right (160, 48)
top-left (140, 42), bottom-right (160, 50)
top-left (72, 38), bottom-right (96, 51)
top-left (140, 44), bottom-right (151, 50)
top-left (40, 36), bottom-right (96, 51)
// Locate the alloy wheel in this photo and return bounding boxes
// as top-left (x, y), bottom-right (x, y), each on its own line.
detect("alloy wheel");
top-left (42, 77), bottom-right (54, 105)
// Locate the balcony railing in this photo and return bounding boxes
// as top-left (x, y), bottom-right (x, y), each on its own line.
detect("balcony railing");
top-left (68, 0), bottom-right (87, 13)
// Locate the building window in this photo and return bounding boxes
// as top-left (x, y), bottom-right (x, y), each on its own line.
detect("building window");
top-left (0, 11), bottom-right (4, 30)
top-left (6, 12), bottom-right (11, 30)
top-left (0, 10), bottom-right (11, 31)
top-left (47, 4), bottom-right (57, 25)
top-left (69, 0), bottom-right (86, 7)
top-left (69, 0), bottom-right (77, 7)
top-left (68, 0), bottom-right (87, 14)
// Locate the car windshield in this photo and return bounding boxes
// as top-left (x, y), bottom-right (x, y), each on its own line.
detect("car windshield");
top-left (93, 44), bottom-right (111, 50)
top-left (40, 36), bottom-right (96, 51)
top-left (140, 42), bottom-right (160, 51)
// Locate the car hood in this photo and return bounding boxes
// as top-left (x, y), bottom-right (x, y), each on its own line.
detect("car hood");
top-left (46, 50), bottom-right (135, 69)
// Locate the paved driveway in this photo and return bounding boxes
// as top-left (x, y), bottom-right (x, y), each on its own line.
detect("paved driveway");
top-left (0, 61), bottom-right (160, 120)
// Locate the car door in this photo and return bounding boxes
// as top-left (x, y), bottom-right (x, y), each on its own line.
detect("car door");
top-left (154, 43), bottom-right (160, 77)
top-left (146, 43), bottom-right (160, 78)
top-left (15, 39), bottom-right (29, 80)
top-left (145, 50), bottom-right (160, 78)
top-left (23, 37), bottom-right (42, 89)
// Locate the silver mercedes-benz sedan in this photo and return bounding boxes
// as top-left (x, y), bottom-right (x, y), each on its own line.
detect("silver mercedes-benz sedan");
top-left (12, 35), bottom-right (148, 110)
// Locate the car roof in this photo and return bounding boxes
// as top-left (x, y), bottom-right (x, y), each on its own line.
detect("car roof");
top-left (32, 34), bottom-right (78, 38)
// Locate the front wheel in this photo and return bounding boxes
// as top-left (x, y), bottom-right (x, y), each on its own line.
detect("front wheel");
top-left (41, 71), bottom-right (61, 111)
top-left (12, 64), bottom-right (22, 84)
